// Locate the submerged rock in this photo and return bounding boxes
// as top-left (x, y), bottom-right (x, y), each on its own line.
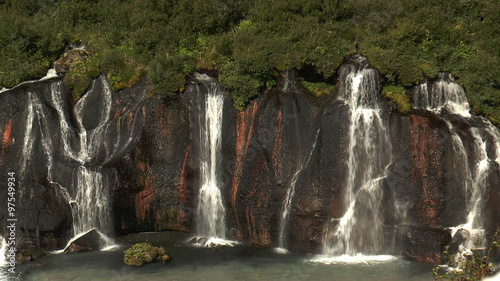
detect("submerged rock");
top-left (64, 229), bottom-right (106, 254)
top-left (15, 247), bottom-right (46, 264)
top-left (124, 243), bottom-right (170, 267)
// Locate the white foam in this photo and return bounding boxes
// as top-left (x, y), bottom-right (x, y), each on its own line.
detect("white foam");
top-left (0, 67), bottom-right (60, 93)
top-left (0, 236), bottom-right (7, 267)
top-left (189, 236), bottom-right (239, 248)
top-left (274, 247), bottom-right (289, 254)
top-left (310, 254), bottom-right (398, 264)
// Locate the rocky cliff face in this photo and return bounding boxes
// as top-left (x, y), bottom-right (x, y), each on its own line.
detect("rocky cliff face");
top-left (0, 75), bottom-right (144, 249)
top-left (1, 62), bottom-right (499, 264)
top-left (114, 69), bottom-right (499, 263)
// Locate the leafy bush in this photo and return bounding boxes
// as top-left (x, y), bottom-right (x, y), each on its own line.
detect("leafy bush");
top-left (0, 0), bottom-right (499, 119)
top-left (433, 229), bottom-right (500, 280)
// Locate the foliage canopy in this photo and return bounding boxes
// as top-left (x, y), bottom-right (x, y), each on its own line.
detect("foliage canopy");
top-left (0, 0), bottom-right (499, 119)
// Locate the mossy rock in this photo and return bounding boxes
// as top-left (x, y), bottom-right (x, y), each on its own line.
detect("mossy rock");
top-left (54, 49), bottom-right (90, 75)
top-left (124, 243), bottom-right (170, 267)
top-left (382, 85), bottom-right (411, 113)
top-left (301, 81), bottom-right (335, 97)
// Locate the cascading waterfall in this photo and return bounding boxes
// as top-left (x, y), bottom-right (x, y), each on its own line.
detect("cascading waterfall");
top-left (18, 91), bottom-right (55, 202)
top-left (69, 78), bottom-right (113, 240)
top-left (282, 69), bottom-right (297, 93)
top-left (276, 129), bottom-right (320, 252)
top-left (70, 167), bottom-right (112, 237)
top-left (412, 73), bottom-right (500, 250)
top-left (13, 75), bottom-right (143, 252)
top-left (0, 236), bottom-right (8, 280)
top-left (18, 93), bottom-right (36, 181)
top-left (192, 73), bottom-right (231, 247)
top-left (320, 57), bottom-right (392, 258)
top-left (412, 73), bottom-right (471, 117)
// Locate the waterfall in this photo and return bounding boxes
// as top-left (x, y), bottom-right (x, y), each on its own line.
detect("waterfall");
top-left (282, 69), bottom-right (297, 93)
top-left (321, 56), bottom-right (392, 257)
top-left (276, 129), bottom-right (320, 252)
top-left (18, 91), bottom-right (55, 201)
top-left (412, 74), bottom-right (500, 250)
top-left (70, 167), bottom-right (112, 236)
top-left (12, 75), bottom-right (144, 252)
top-left (192, 73), bottom-right (232, 247)
top-left (412, 73), bottom-right (470, 117)
top-left (69, 77), bottom-right (113, 240)
top-left (0, 236), bottom-right (9, 280)
top-left (18, 93), bottom-right (35, 181)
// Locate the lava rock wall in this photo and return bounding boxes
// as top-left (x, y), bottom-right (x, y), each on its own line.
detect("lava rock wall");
top-left (1, 69), bottom-right (499, 265)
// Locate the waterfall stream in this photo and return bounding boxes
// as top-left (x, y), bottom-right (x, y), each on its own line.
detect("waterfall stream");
top-left (0, 236), bottom-right (8, 280)
top-left (13, 75), bottom-right (144, 252)
top-left (69, 78), bottom-right (113, 239)
top-left (412, 74), bottom-right (500, 251)
top-left (192, 73), bottom-right (233, 247)
top-left (276, 129), bottom-right (320, 252)
top-left (320, 57), bottom-right (392, 259)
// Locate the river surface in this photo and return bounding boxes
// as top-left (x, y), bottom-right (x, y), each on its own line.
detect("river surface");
top-left (11, 232), bottom-right (435, 281)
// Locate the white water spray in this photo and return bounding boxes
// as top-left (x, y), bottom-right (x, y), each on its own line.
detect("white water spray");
top-left (412, 74), bottom-right (500, 252)
top-left (321, 58), bottom-right (392, 257)
top-left (413, 73), bottom-right (470, 117)
top-left (0, 236), bottom-right (8, 280)
top-left (192, 73), bottom-right (234, 247)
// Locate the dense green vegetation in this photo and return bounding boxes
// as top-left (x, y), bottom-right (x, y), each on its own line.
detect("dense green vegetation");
top-left (433, 228), bottom-right (500, 280)
top-left (0, 0), bottom-right (499, 119)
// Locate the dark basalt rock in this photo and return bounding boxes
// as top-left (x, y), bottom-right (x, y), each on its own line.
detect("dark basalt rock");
top-left (64, 229), bottom-right (105, 254)
top-left (15, 247), bottom-right (46, 264)
top-left (397, 225), bottom-right (451, 264)
top-left (1, 65), bottom-right (498, 267)
top-left (448, 228), bottom-right (470, 253)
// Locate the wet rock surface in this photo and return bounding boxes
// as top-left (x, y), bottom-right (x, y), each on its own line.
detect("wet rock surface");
top-left (396, 225), bottom-right (452, 264)
top-left (0, 67), bottom-right (498, 265)
top-left (64, 229), bottom-right (106, 253)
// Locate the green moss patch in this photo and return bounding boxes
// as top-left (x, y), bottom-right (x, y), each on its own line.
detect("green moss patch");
top-left (124, 243), bottom-right (170, 267)
top-left (301, 81), bottom-right (335, 97)
top-left (382, 85), bottom-right (411, 113)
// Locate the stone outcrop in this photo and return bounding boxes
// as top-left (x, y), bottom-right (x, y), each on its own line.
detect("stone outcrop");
top-left (396, 225), bottom-right (451, 264)
top-left (64, 229), bottom-right (105, 253)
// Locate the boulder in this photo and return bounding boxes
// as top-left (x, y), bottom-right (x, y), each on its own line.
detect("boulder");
top-left (448, 228), bottom-right (470, 253)
top-left (397, 225), bottom-right (451, 264)
top-left (64, 229), bottom-right (106, 254)
top-left (15, 247), bottom-right (46, 264)
top-left (124, 243), bottom-right (170, 267)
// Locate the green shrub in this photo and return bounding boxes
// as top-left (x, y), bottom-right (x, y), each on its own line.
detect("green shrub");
top-left (0, 0), bottom-right (499, 119)
top-left (433, 228), bottom-right (500, 280)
